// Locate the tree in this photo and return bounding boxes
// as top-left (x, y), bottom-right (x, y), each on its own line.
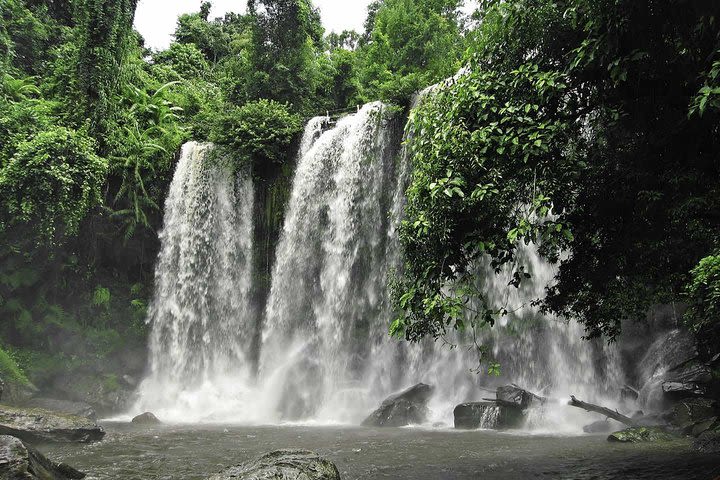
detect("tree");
top-left (246, 0), bottom-right (324, 112)
top-left (211, 99), bottom-right (302, 177)
top-left (73, 0), bottom-right (138, 143)
top-left (0, 126), bottom-right (108, 242)
top-left (358, 0), bottom-right (465, 104)
top-left (393, 0), bottom-right (720, 348)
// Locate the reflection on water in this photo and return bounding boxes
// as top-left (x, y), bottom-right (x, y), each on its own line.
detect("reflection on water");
top-left (40, 423), bottom-right (720, 480)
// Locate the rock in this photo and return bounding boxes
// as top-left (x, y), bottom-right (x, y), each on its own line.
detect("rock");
top-left (583, 420), bottom-right (613, 434)
top-left (0, 435), bottom-right (86, 479)
top-left (0, 376), bottom-right (4, 402)
top-left (668, 398), bottom-right (718, 434)
top-left (691, 417), bottom-right (718, 437)
top-left (496, 385), bottom-right (540, 410)
top-left (607, 427), bottom-right (674, 443)
top-left (48, 371), bottom-right (134, 416)
top-left (0, 405), bottom-right (105, 443)
top-left (693, 430), bottom-right (720, 454)
top-left (636, 328), bottom-right (702, 410)
top-left (206, 449), bottom-right (340, 480)
top-left (25, 398), bottom-right (97, 421)
top-left (131, 412), bottom-right (161, 425)
top-left (361, 383), bottom-right (433, 427)
top-left (121, 375), bottom-right (137, 387)
top-left (661, 362), bottom-right (713, 398)
top-left (454, 402), bottom-right (524, 430)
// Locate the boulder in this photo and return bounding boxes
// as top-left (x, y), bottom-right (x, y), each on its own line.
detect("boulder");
top-left (691, 417), bottom-right (718, 437)
top-left (206, 449), bottom-right (340, 480)
top-left (661, 362), bottom-right (713, 398)
top-left (131, 412), bottom-right (161, 425)
top-left (693, 430), bottom-right (720, 454)
top-left (0, 435), bottom-right (85, 479)
top-left (454, 402), bottom-right (524, 430)
top-left (25, 399), bottom-right (97, 421)
top-left (583, 420), bottom-right (613, 434)
top-left (496, 385), bottom-right (540, 410)
top-left (668, 398), bottom-right (718, 434)
top-left (0, 405), bottom-right (105, 443)
top-left (361, 383), bottom-right (433, 427)
top-left (607, 427), bottom-right (674, 443)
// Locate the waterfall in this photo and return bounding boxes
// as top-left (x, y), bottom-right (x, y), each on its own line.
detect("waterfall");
top-left (135, 142), bottom-right (256, 422)
top-left (137, 104), bottom-right (625, 430)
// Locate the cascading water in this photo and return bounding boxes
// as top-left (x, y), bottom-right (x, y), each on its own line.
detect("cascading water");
top-left (135, 142), bottom-right (256, 422)
top-left (136, 103), bottom-right (626, 431)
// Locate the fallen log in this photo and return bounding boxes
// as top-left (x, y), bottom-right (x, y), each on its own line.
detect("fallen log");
top-left (568, 395), bottom-right (637, 427)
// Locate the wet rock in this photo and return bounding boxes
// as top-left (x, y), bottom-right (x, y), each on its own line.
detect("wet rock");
top-left (25, 398), bottom-right (97, 421)
top-left (121, 375), bottom-right (137, 387)
top-left (361, 383), bottom-right (433, 427)
top-left (607, 427), bottom-right (674, 443)
top-left (454, 402), bottom-right (524, 430)
top-left (131, 412), bottom-right (161, 425)
top-left (637, 328), bottom-right (702, 409)
top-left (0, 434), bottom-right (86, 479)
top-left (693, 430), bottom-right (720, 454)
top-left (691, 417), bottom-right (718, 437)
top-left (0, 405), bottom-right (105, 443)
top-left (662, 362), bottom-right (713, 398)
top-left (583, 420), bottom-right (613, 434)
top-left (206, 449), bottom-right (340, 480)
top-left (496, 385), bottom-right (541, 410)
top-left (668, 398), bottom-right (718, 434)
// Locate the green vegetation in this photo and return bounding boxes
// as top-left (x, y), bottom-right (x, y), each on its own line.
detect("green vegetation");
top-left (0, 346), bottom-right (29, 386)
top-left (392, 0), bottom-right (720, 359)
top-left (1, 0), bottom-right (719, 397)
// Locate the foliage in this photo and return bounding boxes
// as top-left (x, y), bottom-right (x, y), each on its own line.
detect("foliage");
top-left (685, 253), bottom-right (720, 335)
top-left (0, 345), bottom-right (30, 386)
top-left (246, 0), bottom-right (324, 112)
top-left (73, 0), bottom-right (138, 142)
top-left (394, 0), bottom-right (720, 343)
top-left (211, 99), bottom-right (302, 172)
top-left (0, 126), bottom-right (108, 241)
top-left (358, 0), bottom-right (465, 104)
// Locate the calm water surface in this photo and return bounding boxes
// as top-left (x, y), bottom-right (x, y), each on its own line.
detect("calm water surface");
top-left (40, 422), bottom-right (720, 480)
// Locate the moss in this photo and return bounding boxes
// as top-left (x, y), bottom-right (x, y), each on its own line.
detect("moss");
top-left (608, 427), bottom-right (675, 443)
top-left (0, 346), bottom-right (30, 386)
top-left (102, 374), bottom-right (120, 393)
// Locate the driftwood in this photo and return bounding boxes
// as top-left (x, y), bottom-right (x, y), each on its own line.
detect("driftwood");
top-left (568, 395), bottom-right (637, 427)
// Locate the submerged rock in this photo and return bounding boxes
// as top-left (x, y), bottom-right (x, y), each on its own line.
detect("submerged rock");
top-left (207, 449), bottom-right (340, 480)
top-left (454, 402), bottom-right (524, 430)
top-left (361, 383), bottom-right (433, 427)
top-left (0, 405), bottom-right (105, 443)
top-left (607, 427), bottom-right (674, 443)
top-left (583, 420), bottom-right (613, 434)
top-left (25, 398), bottom-right (97, 421)
top-left (131, 412), bottom-right (161, 425)
top-left (0, 435), bottom-right (86, 479)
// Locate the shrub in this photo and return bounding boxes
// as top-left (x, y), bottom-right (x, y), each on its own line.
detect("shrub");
top-left (211, 99), bottom-right (302, 170)
top-left (0, 126), bottom-right (108, 241)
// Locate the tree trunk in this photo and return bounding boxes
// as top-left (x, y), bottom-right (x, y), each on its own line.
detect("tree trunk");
top-left (568, 395), bottom-right (637, 427)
